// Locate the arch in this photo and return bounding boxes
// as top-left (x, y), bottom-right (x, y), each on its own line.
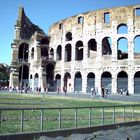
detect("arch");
top-left (18, 43), bottom-right (29, 62)
top-left (75, 41), bottom-right (83, 60)
top-left (64, 72), bottom-right (71, 92)
top-left (56, 45), bottom-right (62, 60)
top-left (55, 74), bottom-right (61, 89)
top-left (41, 47), bottom-right (48, 58)
top-left (65, 44), bottom-right (71, 62)
top-left (31, 48), bottom-right (34, 59)
top-left (134, 35), bottom-right (140, 58)
top-left (117, 37), bottom-right (128, 59)
top-left (40, 37), bottom-right (49, 45)
top-left (134, 71), bottom-right (140, 94)
top-left (46, 63), bottom-right (55, 91)
top-left (102, 37), bottom-right (112, 55)
top-left (74, 72), bottom-right (82, 92)
top-left (65, 32), bottom-right (72, 41)
top-left (117, 24), bottom-right (128, 34)
top-left (50, 48), bottom-right (54, 59)
top-left (19, 65), bottom-right (29, 87)
top-left (34, 73), bottom-right (39, 89)
top-left (101, 72), bottom-right (112, 94)
top-left (117, 71), bottom-right (128, 92)
top-left (88, 39), bottom-right (97, 57)
top-left (87, 72), bottom-right (95, 93)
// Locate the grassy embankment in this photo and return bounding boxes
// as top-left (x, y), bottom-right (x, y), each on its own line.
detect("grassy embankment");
top-left (0, 92), bottom-right (139, 134)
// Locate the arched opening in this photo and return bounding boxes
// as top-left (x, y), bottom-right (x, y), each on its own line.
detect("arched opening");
top-left (40, 37), bottom-right (49, 45)
top-left (101, 72), bottom-right (112, 94)
top-left (117, 71), bottom-right (128, 92)
top-left (102, 37), bottom-right (112, 55)
top-left (34, 73), bottom-right (39, 90)
top-left (65, 32), bottom-right (72, 41)
top-left (134, 35), bottom-right (140, 58)
top-left (65, 44), bottom-right (71, 62)
top-left (31, 48), bottom-right (34, 59)
top-left (74, 72), bottom-right (82, 92)
top-left (56, 45), bottom-right (62, 60)
top-left (117, 37), bottom-right (128, 59)
top-left (117, 24), bottom-right (128, 34)
top-left (50, 48), bottom-right (54, 60)
top-left (64, 72), bottom-right (71, 92)
top-left (19, 65), bottom-right (29, 87)
top-left (134, 71), bottom-right (140, 94)
top-left (46, 63), bottom-right (55, 91)
top-left (87, 72), bottom-right (95, 93)
top-left (55, 74), bottom-right (61, 90)
top-left (75, 41), bottom-right (83, 61)
top-left (18, 43), bottom-right (29, 62)
top-left (88, 39), bottom-right (97, 57)
top-left (41, 47), bottom-right (48, 59)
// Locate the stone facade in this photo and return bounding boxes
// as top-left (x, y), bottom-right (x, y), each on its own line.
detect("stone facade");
top-left (9, 5), bottom-right (140, 94)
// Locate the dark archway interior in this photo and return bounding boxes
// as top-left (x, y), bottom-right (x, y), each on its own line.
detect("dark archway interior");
top-left (40, 38), bottom-right (49, 45)
top-left (57, 45), bottom-right (62, 60)
top-left (87, 73), bottom-right (95, 78)
top-left (102, 37), bottom-right (112, 55)
top-left (65, 44), bottom-right (71, 62)
top-left (66, 32), bottom-right (72, 41)
top-left (18, 43), bottom-right (29, 61)
top-left (76, 41), bottom-right (83, 60)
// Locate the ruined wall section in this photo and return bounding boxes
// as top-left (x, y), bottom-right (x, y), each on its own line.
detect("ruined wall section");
top-left (48, 5), bottom-right (140, 94)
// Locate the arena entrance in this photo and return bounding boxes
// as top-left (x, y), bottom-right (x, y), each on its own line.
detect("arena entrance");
top-left (46, 63), bottom-right (56, 91)
top-left (134, 71), bottom-right (140, 94)
top-left (101, 72), bottom-right (112, 94)
top-left (34, 73), bottom-right (39, 90)
top-left (19, 65), bottom-right (29, 87)
top-left (55, 74), bottom-right (61, 90)
top-left (74, 72), bottom-right (82, 92)
top-left (64, 72), bottom-right (71, 92)
top-left (117, 71), bottom-right (128, 93)
top-left (87, 72), bottom-right (95, 93)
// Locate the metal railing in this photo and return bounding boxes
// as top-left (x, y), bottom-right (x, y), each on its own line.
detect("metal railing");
top-left (0, 104), bottom-right (140, 134)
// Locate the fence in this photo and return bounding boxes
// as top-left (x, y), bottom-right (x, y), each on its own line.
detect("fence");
top-left (0, 104), bottom-right (140, 134)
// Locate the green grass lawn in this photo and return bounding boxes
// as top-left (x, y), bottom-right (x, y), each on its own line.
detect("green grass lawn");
top-left (0, 92), bottom-right (139, 134)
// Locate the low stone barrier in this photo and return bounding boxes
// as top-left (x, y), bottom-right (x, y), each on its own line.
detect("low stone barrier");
top-left (0, 121), bottom-right (140, 140)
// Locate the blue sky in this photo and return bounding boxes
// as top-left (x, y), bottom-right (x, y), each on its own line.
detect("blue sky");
top-left (0, 0), bottom-right (140, 65)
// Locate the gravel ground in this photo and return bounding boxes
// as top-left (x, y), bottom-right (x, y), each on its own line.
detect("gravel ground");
top-left (39, 125), bottom-right (140, 140)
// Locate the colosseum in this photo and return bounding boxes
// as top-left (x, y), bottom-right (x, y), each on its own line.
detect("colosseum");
top-left (9, 5), bottom-right (140, 94)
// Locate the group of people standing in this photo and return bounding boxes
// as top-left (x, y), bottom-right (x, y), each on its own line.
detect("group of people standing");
top-left (91, 86), bottom-right (109, 98)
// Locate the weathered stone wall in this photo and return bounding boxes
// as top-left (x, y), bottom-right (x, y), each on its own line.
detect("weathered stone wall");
top-left (48, 5), bottom-right (140, 94)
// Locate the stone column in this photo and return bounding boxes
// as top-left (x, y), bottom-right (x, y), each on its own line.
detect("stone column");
top-left (53, 47), bottom-right (57, 61)
top-left (96, 41), bottom-right (102, 68)
top-left (71, 41), bottom-right (75, 61)
top-left (128, 39), bottom-right (134, 66)
top-left (82, 70), bottom-right (87, 93)
top-left (128, 73), bottom-right (134, 94)
top-left (95, 70), bottom-right (101, 95)
top-left (39, 67), bottom-right (47, 92)
top-left (112, 72), bottom-right (117, 94)
top-left (60, 44), bottom-right (65, 92)
top-left (70, 72), bottom-right (75, 93)
top-left (9, 69), bottom-right (19, 89)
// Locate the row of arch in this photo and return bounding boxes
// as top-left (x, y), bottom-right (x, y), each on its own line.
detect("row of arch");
top-left (56, 35), bottom-right (140, 61)
top-left (65, 24), bottom-right (129, 41)
top-left (18, 63), bottom-right (140, 93)
top-left (55, 71), bottom-right (140, 93)
top-left (17, 35), bottom-right (140, 63)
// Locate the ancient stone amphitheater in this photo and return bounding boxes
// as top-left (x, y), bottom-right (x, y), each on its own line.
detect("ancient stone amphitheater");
top-left (9, 5), bottom-right (140, 94)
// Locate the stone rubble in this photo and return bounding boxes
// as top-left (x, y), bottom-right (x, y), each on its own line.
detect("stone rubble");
top-left (39, 125), bottom-right (140, 140)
